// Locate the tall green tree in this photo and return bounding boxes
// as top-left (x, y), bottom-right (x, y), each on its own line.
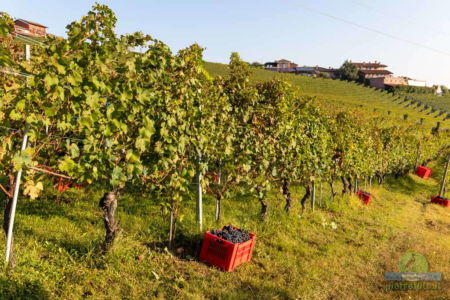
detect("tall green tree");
top-left (338, 60), bottom-right (359, 81)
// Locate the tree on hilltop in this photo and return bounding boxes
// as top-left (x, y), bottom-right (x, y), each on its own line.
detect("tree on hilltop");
top-left (338, 60), bottom-right (359, 81)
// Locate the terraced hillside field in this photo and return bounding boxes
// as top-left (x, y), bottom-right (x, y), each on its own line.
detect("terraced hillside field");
top-left (400, 93), bottom-right (450, 114)
top-left (204, 62), bottom-right (449, 129)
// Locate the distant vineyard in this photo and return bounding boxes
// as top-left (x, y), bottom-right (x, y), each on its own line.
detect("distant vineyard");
top-left (397, 93), bottom-right (450, 115)
top-left (204, 62), bottom-right (449, 127)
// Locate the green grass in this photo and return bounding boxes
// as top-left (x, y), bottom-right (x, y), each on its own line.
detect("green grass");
top-left (204, 62), bottom-right (449, 129)
top-left (1, 163), bottom-right (450, 299)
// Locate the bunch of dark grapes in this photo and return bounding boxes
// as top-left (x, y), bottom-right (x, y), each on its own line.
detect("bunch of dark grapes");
top-left (210, 225), bottom-right (251, 244)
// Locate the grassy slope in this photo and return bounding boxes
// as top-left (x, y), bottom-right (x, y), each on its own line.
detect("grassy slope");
top-left (1, 164), bottom-right (449, 299)
top-left (204, 62), bottom-right (449, 129)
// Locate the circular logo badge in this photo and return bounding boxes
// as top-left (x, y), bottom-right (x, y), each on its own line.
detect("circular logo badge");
top-left (399, 252), bottom-right (429, 273)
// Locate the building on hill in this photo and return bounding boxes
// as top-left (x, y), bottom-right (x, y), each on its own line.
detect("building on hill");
top-left (264, 59), bottom-right (298, 72)
top-left (14, 18), bottom-right (47, 37)
top-left (350, 61), bottom-right (393, 80)
top-left (359, 69), bottom-right (393, 79)
top-left (347, 61), bottom-right (428, 90)
top-left (369, 76), bottom-right (429, 90)
top-left (294, 66), bottom-right (337, 78)
top-left (264, 60), bottom-right (337, 78)
top-left (407, 78), bottom-right (427, 87)
top-left (351, 61), bottom-right (387, 70)
top-left (369, 76), bottom-right (408, 89)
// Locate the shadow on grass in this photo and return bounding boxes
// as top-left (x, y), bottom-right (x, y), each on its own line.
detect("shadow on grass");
top-left (0, 277), bottom-right (49, 300)
top-left (384, 175), bottom-right (435, 197)
top-left (18, 226), bottom-right (104, 267)
top-left (145, 231), bottom-right (204, 261)
top-left (14, 196), bottom-right (75, 220)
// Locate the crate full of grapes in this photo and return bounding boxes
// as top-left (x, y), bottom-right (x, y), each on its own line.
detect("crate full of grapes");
top-left (199, 225), bottom-right (256, 272)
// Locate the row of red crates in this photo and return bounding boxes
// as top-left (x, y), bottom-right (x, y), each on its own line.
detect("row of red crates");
top-left (353, 166), bottom-right (432, 206)
top-left (357, 187), bottom-right (448, 208)
top-left (415, 167), bottom-right (450, 207)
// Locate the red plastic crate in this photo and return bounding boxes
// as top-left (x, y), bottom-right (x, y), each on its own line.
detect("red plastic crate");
top-left (357, 190), bottom-right (373, 205)
top-left (54, 177), bottom-right (84, 193)
top-left (431, 196), bottom-right (450, 208)
top-left (199, 228), bottom-right (256, 271)
top-left (55, 177), bottom-right (71, 193)
top-left (416, 166), bottom-right (432, 179)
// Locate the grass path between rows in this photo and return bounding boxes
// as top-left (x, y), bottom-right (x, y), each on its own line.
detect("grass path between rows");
top-left (0, 171), bottom-right (449, 299)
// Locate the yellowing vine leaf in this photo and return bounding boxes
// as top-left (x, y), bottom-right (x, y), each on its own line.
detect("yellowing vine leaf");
top-left (23, 180), bottom-right (44, 200)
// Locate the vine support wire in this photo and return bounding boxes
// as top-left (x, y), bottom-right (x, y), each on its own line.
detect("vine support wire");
top-left (5, 44), bottom-right (31, 264)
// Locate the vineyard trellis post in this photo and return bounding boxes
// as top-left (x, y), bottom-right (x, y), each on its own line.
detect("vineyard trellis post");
top-left (24, 44), bottom-right (30, 61)
top-left (319, 182), bottom-right (323, 207)
top-left (5, 44), bottom-right (31, 264)
top-left (311, 181), bottom-right (316, 211)
top-left (215, 160), bottom-right (222, 222)
top-left (196, 153), bottom-right (203, 232)
top-left (5, 126), bottom-right (29, 263)
top-left (439, 154), bottom-right (450, 198)
top-left (414, 143), bottom-right (421, 170)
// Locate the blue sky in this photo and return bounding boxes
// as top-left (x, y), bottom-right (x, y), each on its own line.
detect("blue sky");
top-left (5, 0), bottom-right (450, 86)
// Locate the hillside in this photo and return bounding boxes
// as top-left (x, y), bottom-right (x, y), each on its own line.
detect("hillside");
top-left (204, 62), bottom-right (449, 129)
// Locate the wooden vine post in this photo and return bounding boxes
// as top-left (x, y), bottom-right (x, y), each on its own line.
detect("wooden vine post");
top-left (439, 154), bottom-right (450, 197)
top-left (319, 182), bottom-right (323, 207)
top-left (311, 181), bottom-right (316, 211)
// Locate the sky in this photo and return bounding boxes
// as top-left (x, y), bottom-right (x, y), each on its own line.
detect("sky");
top-left (4, 0), bottom-right (450, 86)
